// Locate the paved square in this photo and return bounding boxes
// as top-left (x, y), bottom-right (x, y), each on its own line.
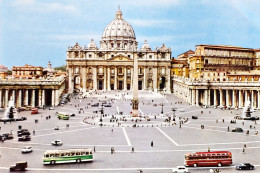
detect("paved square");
top-left (0, 91), bottom-right (260, 173)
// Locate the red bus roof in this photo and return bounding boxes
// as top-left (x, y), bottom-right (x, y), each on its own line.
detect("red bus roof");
top-left (186, 151), bottom-right (231, 155)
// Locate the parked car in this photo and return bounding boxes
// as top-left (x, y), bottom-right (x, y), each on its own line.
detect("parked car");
top-left (49, 106), bottom-right (55, 110)
top-left (172, 166), bottom-right (189, 173)
top-left (21, 146), bottom-right (33, 153)
top-left (18, 130), bottom-right (30, 137)
top-left (236, 163), bottom-right (254, 170)
top-left (18, 135), bottom-right (31, 141)
top-left (10, 161), bottom-right (28, 171)
top-left (91, 103), bottom-right (99, 107)
top-left (54, 126), bottom-right (59, 130)
top-left (232, 127), bottom-right (243, 132)
top-left (1, 133), bottom-right (14, 140)
top-left (51, 140), bottom-right (63, 146)
top-left (104, 104), bottom-right (112, 107)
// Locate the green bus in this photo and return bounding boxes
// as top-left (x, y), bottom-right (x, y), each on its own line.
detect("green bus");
top-left (56, 112), bottom-right (70, 120)
top-left (43, 148), bottom-right (93, 165)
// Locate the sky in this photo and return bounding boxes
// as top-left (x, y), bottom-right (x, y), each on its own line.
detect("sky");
top-left (1, 0), bottom-right (260, 68)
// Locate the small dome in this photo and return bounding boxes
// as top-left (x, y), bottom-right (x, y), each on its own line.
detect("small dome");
top-left (87, 39), bottom-right (98, 50)
top-left (141, 40), bottom-right (151, 51)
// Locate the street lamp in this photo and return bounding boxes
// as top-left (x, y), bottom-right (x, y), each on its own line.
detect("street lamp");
top-left (161, 100), bottom-right (164, 114)
top-left (171, 108), bottom-right (176, 121)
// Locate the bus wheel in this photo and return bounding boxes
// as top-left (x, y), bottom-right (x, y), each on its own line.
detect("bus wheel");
top-left (193, 163), bottom-right (197, 167)
top-left (76, 159), bottom-right (81, 163)
top-left (50, 160), bottom-right (56, 165)
top-left (218, 163), bottom-right (222, 167)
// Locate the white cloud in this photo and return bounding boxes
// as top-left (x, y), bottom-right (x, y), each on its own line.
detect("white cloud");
top-left (11, 0), bottom-right (79, 14)
top-left (122, 0), bottom-right (181, 7)
top-left (129, 19), bottom-right (175, 28)
top-left (48, 34), bottom-right (100, 43)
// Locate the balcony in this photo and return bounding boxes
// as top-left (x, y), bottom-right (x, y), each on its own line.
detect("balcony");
top-left (97, 72), bottom-right (104, 76)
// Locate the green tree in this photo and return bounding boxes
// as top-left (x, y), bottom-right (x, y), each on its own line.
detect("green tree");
top-left (54, 65), bottom-right (66, 72)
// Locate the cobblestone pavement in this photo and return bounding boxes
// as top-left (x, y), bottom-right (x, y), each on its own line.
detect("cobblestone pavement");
top-left (0, 91), bottom-right (260, 173)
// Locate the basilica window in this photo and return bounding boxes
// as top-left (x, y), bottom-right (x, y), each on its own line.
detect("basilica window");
top-left (161, 68), bottom-right (165, 75)
top-left (111, 69), bottom-right (114, 74)
top-left (111, 55), bottom-right (114, 58)
top-left (89, 54), bottom-right (92, 58)
top-left (127, 69), bottom-right (131, 74)
top-left (99, 67), bottom-right (103, 74)
top-left (161, 53), bottom-right (165, 59)
top-left (118, 68), bottom-right (122, 74)
top-left (149, 55), bottom-right (152, 59)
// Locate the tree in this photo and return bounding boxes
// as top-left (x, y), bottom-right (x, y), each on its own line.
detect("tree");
top-left (54, 65), bottom-right (66, 72)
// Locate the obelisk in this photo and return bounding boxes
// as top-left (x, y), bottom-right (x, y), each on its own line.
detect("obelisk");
top-left (132, 55), bottom-right (139, 117)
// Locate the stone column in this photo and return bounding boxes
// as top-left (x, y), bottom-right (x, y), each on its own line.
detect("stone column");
top-left (31, 89), bottom-right (35, 107)
top-left (42, 90), bottom-right (45, 106)
top-left (82, 67), bottom-right (87, 92)
top-left (189, 89), bottom-right (192, 104)
top-left (258, 90), bottom-right (260, 109)
top-left (226, 90), bottom-right (230, 107)
top-left (219, 89), bottom-right (223, 107)
top-left (18, 90), bottom-right (22, 107)
top-left (93, 67), bottom-right (97, 90)
top-left (24, 90), bottom-right (28, 106)
top-left (245, 90), bottom-right (248, 103)
top-left (239, 90), bottom-right (243, 108)
top-left (192, 89), bottom-right (196, 105)
top-left (130, 68), bottom-right (133, 90)
top-left (196, 89), bottom-right (199, 106)
top-left (124, 67), bottom-right (127, 90)
top-left (204, 90), bottom-right (208, 106)
top-left (104, 67), bottom-right (107, 90)
top-left (38, 90), bottom-right (42, 106)
top-left (114, 67), bottom-right (117, 90)
top-left (153, 68), bottom-right (158, 92)
top-left (5, 90), bottom-right (8, 108)
top-left (232, 90), bottom-right (236, 108)
top-left (52, 90), bottom-right (55, 106)
top-left (251, 90), bottom-right (255, 108)
top-left (143, 67), bottom-right (146, 90)
top-left (12, 90), bottom-right (15, 105)
top-left (68, 68), bottom-right (74, 93)
top-left (166, 68), bottom-right (171, 93)
top-left (0, 89), bottom-right (2, 108)
top-left (55, 89), bottom-right (59, 106)
top-left (107, 67), bottom-right (111, 91)
top-left (214, 89), bottom-right (217, 107)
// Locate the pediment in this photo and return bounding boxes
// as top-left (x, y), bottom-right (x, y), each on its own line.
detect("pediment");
top-left (109, 55), bottom-right (132, 61)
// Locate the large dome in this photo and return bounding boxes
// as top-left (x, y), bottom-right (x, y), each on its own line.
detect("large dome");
top-left (100, 9), bottom-right (138, 51)
top-left (102, 9), bottom-right (136, 40)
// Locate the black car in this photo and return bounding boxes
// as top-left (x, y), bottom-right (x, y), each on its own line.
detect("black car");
top-left (231, 127), bottom-right (243, 132)
top-left (236, 163), bottom-right (254, 170)
top-left (18, 135), bottom-right (31, 141)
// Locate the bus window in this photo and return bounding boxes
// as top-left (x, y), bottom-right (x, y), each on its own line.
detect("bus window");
top-left (55, 154), bottom-right (60, 157)
top-left (61, 153), bottom-right (65, 157)
top-left (76, 152), bottom-right (80, 155)
top-left (50, 154), bottom-right (54, 157)
top-left (66, 152), bottom-right (70, 156)
top-left (81, 152), bottom-right (85, 155)
top-left (71, 152), bottom-right (75, 156)
top-left (90, 151), bottom-right (93, 155)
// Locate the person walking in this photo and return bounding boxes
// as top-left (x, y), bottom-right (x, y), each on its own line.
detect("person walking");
top-left (131, 147), bottom-right (135, 153)
top-left (151, 140), bottom-right (153, 147)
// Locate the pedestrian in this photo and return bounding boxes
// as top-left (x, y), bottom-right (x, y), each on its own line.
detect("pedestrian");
top-left (242, 122), bottom-right (244, 126)
top-left (111, 129), bottom-right (113, 133)
top-left (222, 119), bottom-right (224, 123)
top-left (131, 147), bottom-right (134, 153)
top-left (151, 140), bottom-right (153, 147)
top-left (242, 147), bottom-right (245, 153)
top-left (33, 130), bottom-right (35, 135)
top-left (216, 119), bottom-right (218, 123)
top-left (208, 147), bottom-right (210, 152)
top-left (179, 124), bottom-right (181, 128)
top-left (94, 146), bottom-right (96, 152)
top-left (244, 143), bottom-right (246, 148)
top-left (227, 126), bottom-right (230, 131)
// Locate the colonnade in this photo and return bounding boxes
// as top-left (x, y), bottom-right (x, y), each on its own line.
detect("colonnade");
top-left (173, 77), bottom-right (260, 109)
top-left (68, 65), bottom-right (171, 93)
top-left (0, 88), bottom-right (61, 108)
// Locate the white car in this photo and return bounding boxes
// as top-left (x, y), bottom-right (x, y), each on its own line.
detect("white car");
top-left (51, 140), bottom-right (63, 146)
top-left (54, 126), bottom-right (59, 130)
top-left (21, 146), bottom-right (33, 153)
top-left (172, 166), bottom-right (189, 173)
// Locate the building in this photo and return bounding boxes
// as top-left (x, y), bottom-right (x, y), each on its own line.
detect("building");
top-left (66, 9), bottom-right (172, 93)
top-left (12, 64), bottom-right (43, 79)
top-left (173, 44), bottom-right (260, 109)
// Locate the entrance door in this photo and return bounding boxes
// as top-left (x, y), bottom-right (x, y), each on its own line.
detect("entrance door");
top-left (159, 77), bottom-right (166, 90)
top-left (98, 80), bottom-right (103, 90)
top-left (111, 84), bottom-right (114, 90)
top-left (138, 81), bottom-right (142, 90)
top-left (127, 84), bottom-right (131, 90)
top-left (119, 81), bottom-right (123, 90)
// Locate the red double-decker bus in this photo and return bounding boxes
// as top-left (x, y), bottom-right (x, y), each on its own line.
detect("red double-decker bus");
top-left (184, 151), bottom-right (232, 167)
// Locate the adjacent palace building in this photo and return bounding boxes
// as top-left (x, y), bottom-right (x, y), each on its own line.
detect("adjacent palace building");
top-left (66, 9), bottom-right (172, 93)
top-left (1, 9), bottom-right (260, 110)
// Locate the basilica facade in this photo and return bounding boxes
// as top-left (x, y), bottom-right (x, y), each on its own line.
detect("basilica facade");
top-left (66, 9), bottom-right (172, 93)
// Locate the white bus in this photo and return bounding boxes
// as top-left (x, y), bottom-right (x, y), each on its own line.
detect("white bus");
top-left (43, 148), bottom-right (93, 165)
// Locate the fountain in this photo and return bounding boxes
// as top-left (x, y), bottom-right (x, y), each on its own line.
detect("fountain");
top-left (235, 100), bottom-right (259, 120)
top-left (0, 98), bottom-right (26, 122)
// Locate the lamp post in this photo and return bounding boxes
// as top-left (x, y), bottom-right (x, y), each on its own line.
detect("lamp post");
top-left (161, 100), bottom-right (164, 114)
top-left (171, 108), bottom-right (176, 121)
